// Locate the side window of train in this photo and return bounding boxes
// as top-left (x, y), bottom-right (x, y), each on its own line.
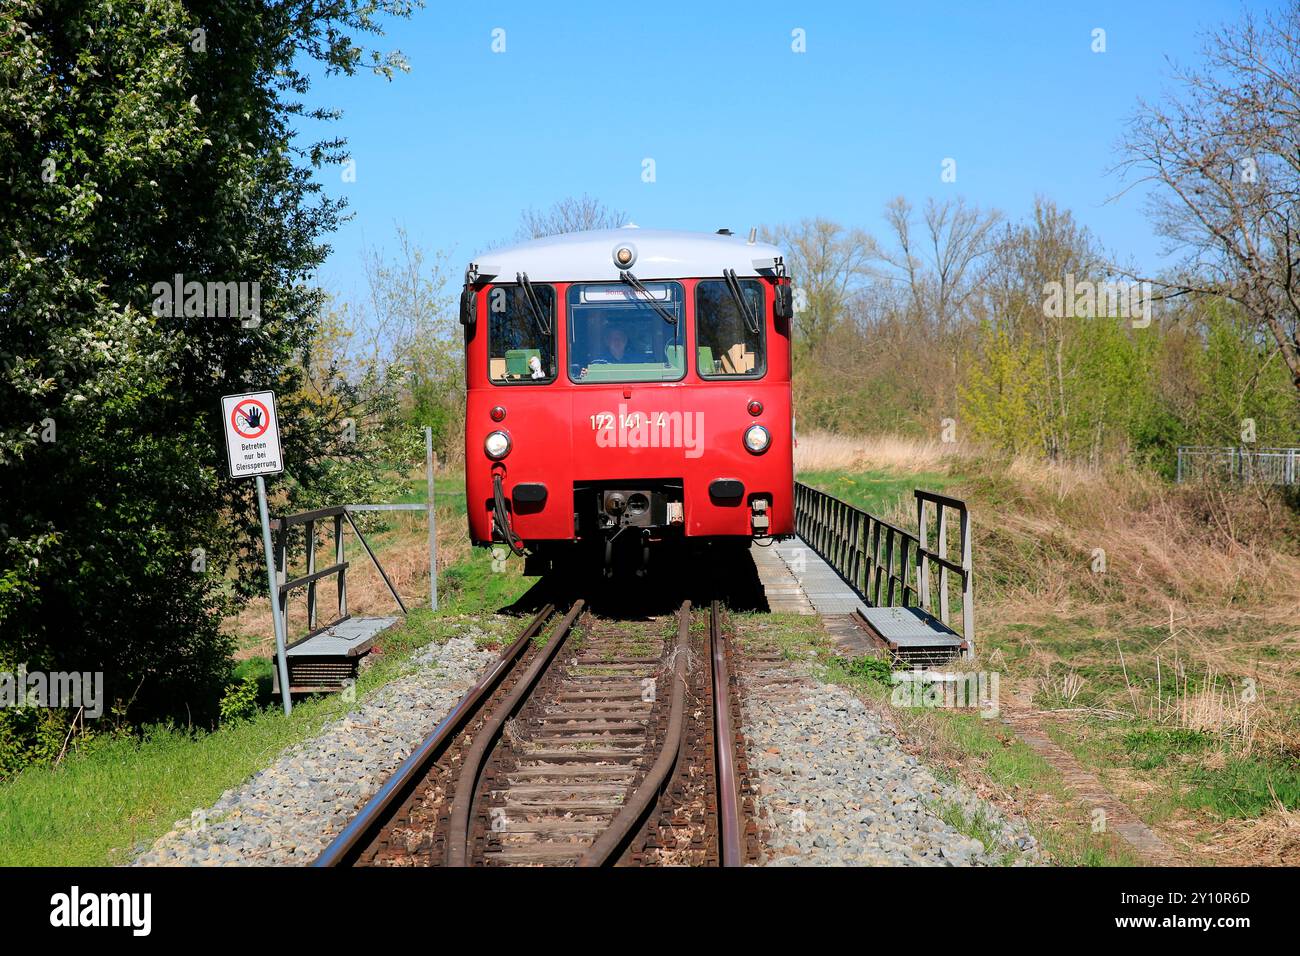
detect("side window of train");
top-left (694, 279), bottom-right (765, 378)
top-left (487, 283), bottom-right (556, 384)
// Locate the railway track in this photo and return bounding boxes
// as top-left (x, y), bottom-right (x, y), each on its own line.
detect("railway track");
top-left (316, 598), bottom-right (757, 867)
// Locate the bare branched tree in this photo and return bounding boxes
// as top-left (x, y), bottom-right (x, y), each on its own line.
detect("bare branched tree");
top-left (880, 196), bottom-right (1002, 334)
top-left (761, 217), bottom-right (879, 351)
top-left (516, 194), bottom-right (627, 240)
top-left (357, 226), bottom-right (454, 369)
top-left (1118, 6), bottom-right (1300, 392)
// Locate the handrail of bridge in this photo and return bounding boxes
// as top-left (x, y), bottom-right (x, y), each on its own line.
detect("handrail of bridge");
top-left (793, 481), bottom-right (974, 654)
top-left (269, 505), bottom-right (406, 647)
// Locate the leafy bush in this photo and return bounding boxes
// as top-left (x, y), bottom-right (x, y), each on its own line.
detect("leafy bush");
top-left (218, 677), bottom-right (261, 726)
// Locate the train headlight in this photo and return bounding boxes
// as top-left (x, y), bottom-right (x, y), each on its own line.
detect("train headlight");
top-left (744, 425), bottom-right (771, 454)
top-left (485, 430), bottom-right (512, 460)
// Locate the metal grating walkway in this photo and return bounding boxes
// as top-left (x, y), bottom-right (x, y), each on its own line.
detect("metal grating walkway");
top-left (276, 616), bottom-right (401, 694)
top-left (856, 606), bottom-right (961, 650)
top-left (285, 616), bottom-right (400, 657)
top-left (751, 537), bottom-right (963, 663)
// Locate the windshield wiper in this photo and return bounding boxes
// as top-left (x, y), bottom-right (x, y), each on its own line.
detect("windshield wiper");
top-left (619, 270), bottom-right (677, 325)
top-left (516, 272), bottom-right (551, 334)
top-left (723, 268), bottom-right (760, 335)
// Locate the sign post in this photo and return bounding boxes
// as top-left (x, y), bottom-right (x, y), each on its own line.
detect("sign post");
top-left (426, 426), bottom-right (437, 611)
top-left (222, 390), bottom-right (292, 716)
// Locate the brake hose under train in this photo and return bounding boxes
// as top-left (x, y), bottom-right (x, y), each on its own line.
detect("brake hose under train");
top-left (492, 473), bottom-right (526, 555)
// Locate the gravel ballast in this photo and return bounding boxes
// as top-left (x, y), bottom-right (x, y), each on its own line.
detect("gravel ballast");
top-left (134, 633), bottom-right (497, 866)
top-left (742, 656), bottom-right (1044, 867)
top-left (135, 622), bottom-right (1042, 867)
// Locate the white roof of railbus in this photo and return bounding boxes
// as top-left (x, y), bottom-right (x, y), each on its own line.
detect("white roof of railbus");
top-left (466, 226), bottom-right (787, 283)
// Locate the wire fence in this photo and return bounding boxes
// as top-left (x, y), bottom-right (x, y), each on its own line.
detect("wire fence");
top-left (1175, 446), bottom-right (1300, 486)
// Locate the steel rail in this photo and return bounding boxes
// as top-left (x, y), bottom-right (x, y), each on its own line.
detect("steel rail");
top-left (579, 600), bottom-right (693, 866)
top-left (314, 602), bottom-right (557, 867)
top-left (710, 600), bottom-right (743, 866)
top-left (445, 599), bottom-right (586, 866)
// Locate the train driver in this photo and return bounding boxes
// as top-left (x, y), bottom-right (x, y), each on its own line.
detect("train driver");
top-left (594, 321), bottom-right (630, 363)
top-left (578, 320), bottom-right (631, 378)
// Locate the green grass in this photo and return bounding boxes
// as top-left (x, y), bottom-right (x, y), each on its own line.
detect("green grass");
top-left (910, 710), bottom-right (1138, 866)
top-left (396, 474), bottom-right (467, 504)
top-left (1, 701), bottom-right (340, 866)
top-left (930, 799), bottom-right (1018, 865)
top-left (798, 468), bottom-right (959, 517)
top-left (0, 473), bottom-right (538, 866)
top-left (985, 610), bottom-right (1300, 842)
top-left (1186, 757), bottom-right (1300, 820)
top-left (1121, 728), bottom-right (1215, 770)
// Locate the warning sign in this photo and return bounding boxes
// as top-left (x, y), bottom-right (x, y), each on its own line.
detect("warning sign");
top-left (221, 390), bottom-right (284, 478)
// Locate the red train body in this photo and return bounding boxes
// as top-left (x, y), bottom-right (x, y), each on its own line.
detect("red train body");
top-left (460, 228), bottom-right (794, 572)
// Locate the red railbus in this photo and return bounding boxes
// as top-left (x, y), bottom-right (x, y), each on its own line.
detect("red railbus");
top-left (460, 227), bottom-right (794, 575)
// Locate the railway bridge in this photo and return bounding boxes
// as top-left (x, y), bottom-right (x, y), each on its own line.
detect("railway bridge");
top-left (754, 482), bottom-right (975, 666)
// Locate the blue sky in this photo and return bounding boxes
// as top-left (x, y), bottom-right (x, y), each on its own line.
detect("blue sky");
top-left (301, 0), bottom-right (1268, 302)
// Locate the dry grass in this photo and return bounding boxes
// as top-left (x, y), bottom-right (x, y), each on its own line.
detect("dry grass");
top-left (1038, 668), bottom-right (1087, 709)
top-left (1214, 797), bottom-right (1300, 865)
top-left (969, 454), bottom-right (1300, 622)
top-left (978, 463), bottom-right (1300, 754)
top-left (794, 430), bottom-right (965, 473)
top-left (1159, 664), bottom-right (1257, 747)
top-left (1099, 655), bottom-right (1262, 750)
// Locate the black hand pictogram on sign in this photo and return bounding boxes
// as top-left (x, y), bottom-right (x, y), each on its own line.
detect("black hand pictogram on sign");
top-left (231, 399), bottom-right (271, 439)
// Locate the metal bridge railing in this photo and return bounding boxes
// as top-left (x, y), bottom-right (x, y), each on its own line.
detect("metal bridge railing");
top-left (269, 505), bottom-right (407, 646)
top-left (1176, 446), bottom-right (1299, 486)
top-left (793, 482), bottom-right (974, 653)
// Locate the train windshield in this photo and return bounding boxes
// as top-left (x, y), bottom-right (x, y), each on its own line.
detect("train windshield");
top-left (567, 282), bottom-right (686, 383)
top-left (695, 278), bottom-right (765, 378)
top-left (487, 283), bottom-right (557, 384)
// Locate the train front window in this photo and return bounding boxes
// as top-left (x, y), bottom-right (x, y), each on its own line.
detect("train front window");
top-left (695, 278), bottom-right (765, 378)
top-left (487, 283), bottom-right (556, 384)
top-left (567, 282), bottom-right (686, 383)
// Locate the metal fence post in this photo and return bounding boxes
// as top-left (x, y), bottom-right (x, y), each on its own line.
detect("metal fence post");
top-left (426, 426), bottom-right (437, 612)
top-left (335, 512), bottom-right (346, 618)
top-left (937, 506), bottom-right (950, 626)
top-left (305, 519), bottom-right (317, 631)
top-left (916, 493), bottom-right (930, 613)
top-left (257, 476), bottom-right (292, 716)
top-left (960, 506), bottom-right (975, 659)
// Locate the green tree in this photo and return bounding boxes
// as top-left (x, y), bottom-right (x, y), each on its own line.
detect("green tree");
top-left (960, 320), bottom-right (1045, 454)
top-left (0, 0), bottom-right (419, 753)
